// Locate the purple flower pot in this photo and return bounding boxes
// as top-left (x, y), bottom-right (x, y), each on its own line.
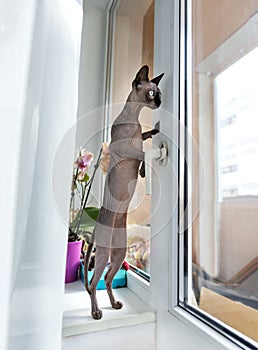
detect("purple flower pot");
top-left (65, 240), bottom-right (82, 283)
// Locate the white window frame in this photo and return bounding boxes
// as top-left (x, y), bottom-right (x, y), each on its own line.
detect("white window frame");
top-left (175, 1), bottom-right (258, 350)
top-left (103, 1), bottom-right (257, 349)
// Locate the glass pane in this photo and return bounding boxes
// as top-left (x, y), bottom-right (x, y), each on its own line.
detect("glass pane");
top-left (110, 0), bottom-right (155, 276)
top-left (183, 0), bottom-right (258, 345)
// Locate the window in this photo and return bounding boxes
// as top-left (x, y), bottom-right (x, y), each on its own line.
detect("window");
top-left (179, 1), bottom-right (258, 348)
top-left (107, 0), bottom-right (155, 279)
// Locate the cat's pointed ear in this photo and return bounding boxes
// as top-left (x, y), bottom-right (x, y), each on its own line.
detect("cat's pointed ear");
top-left (132, 65), bottom-right (149, 88)
top-left (151, 73), bottom-right (164, 86)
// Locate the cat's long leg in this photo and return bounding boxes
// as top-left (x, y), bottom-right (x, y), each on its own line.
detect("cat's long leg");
top-left (105, 212), bottom-right (127, 309)
top-left (89, 208), bottom-right (115, 320)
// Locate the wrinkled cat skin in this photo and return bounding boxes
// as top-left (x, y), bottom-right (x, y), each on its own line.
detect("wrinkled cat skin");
top-left (84, 65), bottom-right (164, 319)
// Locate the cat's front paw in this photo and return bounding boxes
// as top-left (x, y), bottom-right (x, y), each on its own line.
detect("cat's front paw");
top-left (112, 300), bottom-right (123, 309)
top-left (139, 162), bottom-right (145, 178)
top-left (92, 309), bottom-right (103, 320)
top-left (151, 128), bottom-right (160, 136)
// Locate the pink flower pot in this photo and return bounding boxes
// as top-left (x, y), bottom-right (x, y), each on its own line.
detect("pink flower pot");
top-left (65, 240), bottom-right (82, 283)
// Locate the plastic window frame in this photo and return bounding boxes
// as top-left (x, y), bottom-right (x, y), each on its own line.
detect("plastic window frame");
top-left (174, 1), bottom-right (258, 349)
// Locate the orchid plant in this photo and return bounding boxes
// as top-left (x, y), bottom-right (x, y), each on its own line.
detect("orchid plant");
top-left (68, 143), bottom-right (110, 242)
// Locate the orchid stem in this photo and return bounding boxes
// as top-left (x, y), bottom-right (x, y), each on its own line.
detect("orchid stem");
top-left (74, 148), bottom-right (103, 238)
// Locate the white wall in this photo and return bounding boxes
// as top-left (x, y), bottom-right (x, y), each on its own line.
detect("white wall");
top-left (219, 200), bottom-right (258, 280)
top-left (63, 323), bottom-right (155, 350)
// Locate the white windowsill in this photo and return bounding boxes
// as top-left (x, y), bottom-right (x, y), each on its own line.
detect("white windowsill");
top-left (62, 280), bottom-right (155, 337)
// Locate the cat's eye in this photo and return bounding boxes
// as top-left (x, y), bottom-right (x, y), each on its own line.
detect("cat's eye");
top-left (149, 90), bottom-right (154, 97)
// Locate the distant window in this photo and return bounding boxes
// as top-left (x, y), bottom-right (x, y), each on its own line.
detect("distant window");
top-left (216, 48), bottom-right (258, 199)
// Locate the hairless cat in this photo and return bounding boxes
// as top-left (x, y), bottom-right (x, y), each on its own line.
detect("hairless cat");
top-left (84, 65), bottom-right (164, 319)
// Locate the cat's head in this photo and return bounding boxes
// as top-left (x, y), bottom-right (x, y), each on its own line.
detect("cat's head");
top-left (131, 65), bottom-right (164, 109)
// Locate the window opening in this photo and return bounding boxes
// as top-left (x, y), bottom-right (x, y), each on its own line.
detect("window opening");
top-left (179, 1), bottom-right (258, 348)
top-left (108, 0), bottom-right (155, 280)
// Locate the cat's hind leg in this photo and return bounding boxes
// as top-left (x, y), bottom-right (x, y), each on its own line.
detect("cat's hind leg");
top-left (89, 208), bottom-right (115, 319)
top-left (89, 245), bottom-right (110, 319)
top-left (105, 212), bottom-right (127, 309)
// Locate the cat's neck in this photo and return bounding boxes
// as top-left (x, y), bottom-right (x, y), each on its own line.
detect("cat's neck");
top-left (122, 91), bottom-right (144, 120)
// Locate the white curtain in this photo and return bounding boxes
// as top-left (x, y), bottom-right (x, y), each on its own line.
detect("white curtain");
top-left (0, 0), bottom-right (83, 349)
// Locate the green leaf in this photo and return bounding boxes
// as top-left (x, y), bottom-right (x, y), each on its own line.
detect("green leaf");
top-left (84, 206), bottom-right (100, 221)
top-left (69, 206), bottom-right (100, 233)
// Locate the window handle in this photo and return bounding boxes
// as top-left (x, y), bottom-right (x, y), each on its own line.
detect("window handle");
top-left (145, 141), bottom-right (168, 195)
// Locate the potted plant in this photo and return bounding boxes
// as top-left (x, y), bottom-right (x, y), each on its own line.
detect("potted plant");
top-left (65, 147), bottom-right (103, 283)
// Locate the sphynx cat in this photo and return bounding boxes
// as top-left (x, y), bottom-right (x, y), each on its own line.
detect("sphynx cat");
top-left (84, 65), bottom-right (164, 319)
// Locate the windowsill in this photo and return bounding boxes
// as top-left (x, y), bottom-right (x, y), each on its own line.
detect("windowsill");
top-left (62, 280), bottom-right (155, 337)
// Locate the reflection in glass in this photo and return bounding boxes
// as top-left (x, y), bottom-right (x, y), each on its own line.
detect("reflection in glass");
top-left (184, 0), bottom-right (258, 345)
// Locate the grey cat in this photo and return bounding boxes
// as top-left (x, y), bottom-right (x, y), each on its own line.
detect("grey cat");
top-left (84, 65), bottom-right (164, 319)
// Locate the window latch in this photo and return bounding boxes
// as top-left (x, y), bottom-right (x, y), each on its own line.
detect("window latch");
top-left (145, 141), bottom-right (168, 195)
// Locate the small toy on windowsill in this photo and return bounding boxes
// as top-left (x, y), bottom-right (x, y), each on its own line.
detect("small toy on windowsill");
top-left (122, 261), bottom-right (130, 271)
top-left (126, 236), bottom-right (150, 273)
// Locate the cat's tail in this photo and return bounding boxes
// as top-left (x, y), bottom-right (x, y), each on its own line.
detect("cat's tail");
top-left (84, 230), bottom-right (95, 295)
